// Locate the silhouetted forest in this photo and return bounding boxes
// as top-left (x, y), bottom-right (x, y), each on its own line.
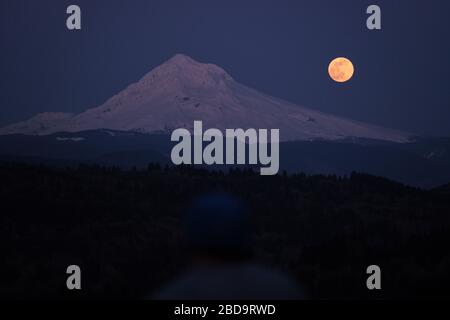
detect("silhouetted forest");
top-left (1, 162), bottom-right (450, 299)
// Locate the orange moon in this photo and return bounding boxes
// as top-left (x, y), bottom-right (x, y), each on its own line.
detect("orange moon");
top-left (328, 57), bottom-right (354, 82)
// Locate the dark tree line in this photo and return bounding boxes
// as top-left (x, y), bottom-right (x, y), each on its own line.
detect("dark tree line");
top-left (0, 162), bottom-right (450, 299)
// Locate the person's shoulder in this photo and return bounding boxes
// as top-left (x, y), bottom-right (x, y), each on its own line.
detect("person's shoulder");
top-left (240, 263), bottom-right (306, 299)
top-left (150, 263), bottom-right (306, 300)
top-left (149, 269), bottom-right (200, 300)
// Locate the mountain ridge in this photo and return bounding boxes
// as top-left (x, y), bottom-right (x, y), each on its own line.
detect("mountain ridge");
top-left (1, 130), bottom-right (450, 188)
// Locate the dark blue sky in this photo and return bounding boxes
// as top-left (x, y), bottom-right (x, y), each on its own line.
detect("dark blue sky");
top-left (1, 0), bottom-right (449, 136)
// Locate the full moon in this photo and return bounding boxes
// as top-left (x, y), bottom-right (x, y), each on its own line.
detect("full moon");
top-left (328, 57), bottom-right (354, 83)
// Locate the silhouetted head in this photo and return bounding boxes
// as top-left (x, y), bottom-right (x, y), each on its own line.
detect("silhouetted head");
top-left (184, 192), bottom-right (252, 262)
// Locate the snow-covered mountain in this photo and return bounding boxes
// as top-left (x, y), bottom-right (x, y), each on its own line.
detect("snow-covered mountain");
top-left (0, 54), bottom-right (411, 142)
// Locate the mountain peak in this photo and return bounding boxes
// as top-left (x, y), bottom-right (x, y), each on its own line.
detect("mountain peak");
top-left (167, 53), bottom-right (198, 65)
top-left (142, 54), bottom-right (233, 85)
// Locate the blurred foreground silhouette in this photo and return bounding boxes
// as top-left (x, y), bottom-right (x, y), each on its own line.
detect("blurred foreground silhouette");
top-left (152, 193), bottom-right (304, 299)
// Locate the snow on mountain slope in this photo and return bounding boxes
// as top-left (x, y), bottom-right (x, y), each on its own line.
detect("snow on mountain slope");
top-left (0, 112), bottom-right (74, 136)
top-left (0, 54), bottom-right (411, 142)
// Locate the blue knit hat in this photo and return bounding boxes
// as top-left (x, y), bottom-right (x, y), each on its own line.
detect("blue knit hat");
top-left (184, 193), bottom-right (251, 253)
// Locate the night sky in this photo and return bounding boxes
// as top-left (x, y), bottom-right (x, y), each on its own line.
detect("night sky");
top-left (1, 0), bottom-right (449, 136)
